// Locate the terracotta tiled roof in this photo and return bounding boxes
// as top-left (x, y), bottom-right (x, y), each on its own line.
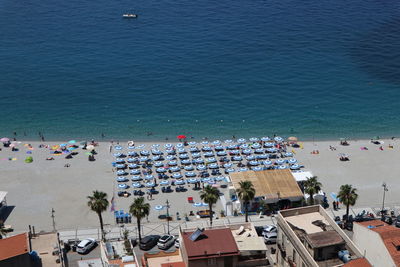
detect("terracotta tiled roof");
top-left (343, 258), bottom-right (372, 267)
top-left (0, 233), bottom-right (29, 261)
top-left (181, 228), bottom-right (239, 260)
top-left (357, 220), bottom-right (400, 266)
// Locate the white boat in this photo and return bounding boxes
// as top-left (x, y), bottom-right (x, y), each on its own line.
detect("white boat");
top-left (122, 14), bottom-right (138, 18)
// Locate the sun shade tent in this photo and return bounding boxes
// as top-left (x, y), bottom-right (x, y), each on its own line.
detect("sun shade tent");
top-left (229, 169), bottom-right (304, 203)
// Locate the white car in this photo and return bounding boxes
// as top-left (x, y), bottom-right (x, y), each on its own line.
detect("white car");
top-left (174, 238), bottom-right (180, 248)
top-left (263, 232), bottom-right (277, 244)
top-left (76, 238), bottom-right (97, 254)
top-left (262, 225), bottom-right (277, 235)
top-left (157, 235), bottom-right (175, 250)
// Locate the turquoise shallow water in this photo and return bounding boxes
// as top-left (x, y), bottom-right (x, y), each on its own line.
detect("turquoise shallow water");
top-left (0, 0), bottom-right (400, 141)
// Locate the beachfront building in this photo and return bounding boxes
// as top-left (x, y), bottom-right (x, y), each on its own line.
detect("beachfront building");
top-left (0, 233), bottom-right (34, 267)
top-left (276, 205), bottom-right (371, 267)
top-left (141, 223), bottom-right (268, 267)
top-left (229, 169), bottom-right (304, 214)
top-left (353, 220), bottom-right (400, 267)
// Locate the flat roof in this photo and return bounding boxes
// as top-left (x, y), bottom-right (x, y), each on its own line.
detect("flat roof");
top-left (284, 211), bottom-right (330, 234)
top-left (231, 225), bottom-right (267, 252)
top-left (147, 254), bottom-right (183, 267)
top-left (305, 231), bottom-right (344, 248)
top-left (0, 233), bottom-right (29, 261)
top-left (230, 169), bottom-right (303, 200)
top-left (181, 228), bottom-right (239, 260)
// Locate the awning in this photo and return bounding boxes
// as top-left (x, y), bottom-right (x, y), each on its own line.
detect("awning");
top-left (291, 171), bottom-right (314, 182)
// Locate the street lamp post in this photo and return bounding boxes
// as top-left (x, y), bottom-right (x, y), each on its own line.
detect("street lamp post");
top-left (382, 183), bottom-right (388, 217)
top-left (166, 200), bottom-right (170, 235)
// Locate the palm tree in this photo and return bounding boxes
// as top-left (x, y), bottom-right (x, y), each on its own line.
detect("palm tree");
top-left (199, 185), bottom-right (220, 226)
top-left (338, 184), bottom-right (358, 221)
top-left (129, 197), bottom-right (150, 242)
top-left (303, 176), bottom-right (322, 205)
top-left (87, 191), bottom-right (109, 241)
top-left (236, 181), bottom-right (256, 222)
top-left (0, 225), bottom-right (7, 239)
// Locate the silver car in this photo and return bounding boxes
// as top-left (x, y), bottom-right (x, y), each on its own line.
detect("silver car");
top-left (76, 238), bottom-right (97, 254)
top-left (157, 235), bottom-right (175, 250)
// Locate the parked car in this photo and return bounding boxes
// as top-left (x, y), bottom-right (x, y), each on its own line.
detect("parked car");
top-left (175, 238), bottom-right (180, 248)
top-left (263, 232), bottom-right (277, 244)
top-left (76, 238), bottom-right (97, 254)
top-left (255, 226), bottom-right (264, 236)
top-left (157, 235), bottom-right (175, 250)
top-left (140, 235), bottom-right (160, 250)
top-left (395, 216), bottom-right (400, 228)
top-left (262, 225), bottom-right (277, 235)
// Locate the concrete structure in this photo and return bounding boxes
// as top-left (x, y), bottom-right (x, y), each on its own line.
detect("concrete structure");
top-left (30, 232), bottom-right (61, 267)
top-left (353, 220), bottom-right (400, 267)
top-left (100, 239), bottom-right (138, 266)
top-left (276, 205), bottom-right (370, 267)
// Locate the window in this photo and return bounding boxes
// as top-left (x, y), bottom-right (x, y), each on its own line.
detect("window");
top-left (208, 258), bottom-right (217, 265)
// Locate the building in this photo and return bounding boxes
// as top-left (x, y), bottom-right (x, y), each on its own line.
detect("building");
top-left (0, 233), bottom-right (34, 267)
top-left (353, 220), bottom-right (400, 267)
top-left (276, 205), bottom-right (371, 267)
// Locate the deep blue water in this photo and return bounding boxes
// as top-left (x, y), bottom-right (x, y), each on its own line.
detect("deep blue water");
top-left (0, 0), bottom-right (400, 141)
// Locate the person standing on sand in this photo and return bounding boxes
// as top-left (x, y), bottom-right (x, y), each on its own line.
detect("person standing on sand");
top-left (109, 145), bottom-right (112, 153)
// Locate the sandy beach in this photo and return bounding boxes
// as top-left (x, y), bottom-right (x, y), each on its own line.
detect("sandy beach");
top-left (1, 137), bottom-right (399, 233)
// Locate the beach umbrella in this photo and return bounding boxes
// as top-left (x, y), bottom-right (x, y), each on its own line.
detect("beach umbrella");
top-left (144, 175), bottom-right (154, 180)
top-left (215, 176), bottom-right (226, 181)
top-left (140, 150), bottom-right (150, 156)
top-left (115, 146), bottom-right (123, 150)
top-left (128, 151), bottom-right (137, 156)
top-left (201, 178), bottom-right (210, 183)
top-left (175, 179), bottom-right (185, 185)
top-left (166, 155), bottom-right (176, 160)
top-left (263, 160), bottom-right (272, 165)
top-left (127, 158), bottom-right (136, 163)
top-left (168, 160), bottom-right (178, 166)
top-left (0, 137), bottom-right (9, 142)
top-left (113, 152), bottom-right (122, 157)
top-left (274, 136), bottom-right (284, 142)
top-left (154, 162), bottom-right (164, 167)
top-left (86, 145), bottom-right (95, 150)
top-left (208, 163), bottom-right (219, 169)
top-left (160, 180), bottom-right (169, 185)
top-left (204, 152), bottom-right (214, 157)
top-left (226, 168), bottom-right (235, 173)
top-left (170, 166), bottom-right (181, 172)
top-left (266, 148), bottom-right (277, 153)
top-left (217, 151), bottom-right (227, 156)
top-left (193, 202), bottom-right (202, 207)
top-left (139, 156), bottom-right (148, 162)
top-left (146, 182), bottom-right (155, 187)
top-left (249, 160), bottom-right (259, 166)
top-left (197, 165), bottom-right (207, 171)
top-left (276, 159), bottom-right (285, 165)
top-left (152, 144), bottom-right (160, 148)
top-left (288, 158), bottom-right (297, 164)
top-left (118, 183), bottom-right (128, 189)
top-left (202, 146), bottom-right (212, 152)
top-left (264, 142), bottom-right (274, 147)
top-left (172, 173), bottom-right (182, 179)
top-left (251, 143), bottom-right (261, 149)
top-left (185, 171), bottom-right (196, 177)
top-left (152, 155), bottom-right (162, 161)
top-left (240, 144), bottom-right (249, 149)
top-left (177, 135), bottom-right (186, 140)
top-left (156, 167), bottom-right (167, 173)
top-left (213, 140), bottom-right (221, 145)
top-left (166, 149), bottom-right (175, 155)
top-left (188, 141), bottom-right (197, 146)
top-left (130, 169), bottom-right (141, 175)
top-left (261, 137), bottom-right (271, 142)
top-left (189, 147), bottom-right (199, 152)
top-left (131, 175), bottom-right (142, 181)
top-left (164, 143), bottom-right (173, 149)
top-left (184, 165), bottom-right (194, 171)
top-left (230, 150), bottom-right (240, 155)
top-left (223, 163), bottom-right (233, 168)
top-left (237, 138), bottom-right (246, 143)
top-left (232, 156), bottom-right (242, 161)
top-left (67, 147), bottom-right (76, 151)
top-left (154, 205), bottom-right (164, 211)
top-left (246, 155), bottom-right (256, 161)
top-left (137, 144), bottom-right (145, 149)
top-left (214, 145), bottom-right (224, 151)
top-left (177, 148), bottom-right (186, 154)
top-left (224, 139), bottom-right (233, 143)
top-left (254, 148), bottom-right (265, 154)
top-left (201, 202), bottom-right (209, 207)
top-left (249, 137), bottom-right (259, 142)
top-left (201, 141), bottom-right (209, 145)
top-left (181, 159), bottom-right (191, 165)
top-left (116, 170), bottom-right (126, 175)
top-left (179, 154), bottom-right (189, 159)
top-left (60, 144), bottom-right (67, 147)
top-left (227, 144), bottom-right (238, 150)
top-left (278, 165), bottom-right (287, 169)
top-left (257, 154), bottom-right (268, 159)
top-left (151, 149), bottom-right (162, 155)
top-left (285, 152), bottom-right (293, 157)
top-left (177, 143), bottom-right (184, 148)
top-left (132, 182), bottom-right (142, 188)
top-left (253, 166), bottom-right (263, 171)
top-left (129, 163), bottom-right (139, 169)
top-left (207, 179), bottom-right (216, 185)
top-left (116, 164), bottom-right (126, 169)
top-left (290, 164), bottom-right (300, 170)
top-left (117, 177), bottom-right (128, 182)
top-left (242, 149), bottom-right (252, 155)
top-left (187, 178), bottom-right (198, 183)
top-left (206, 157), bottom-right (217, 163)
top-left (239, 167), bottom-right (249, 172)
top-left (192, 152), bottom-right (201, 158)
top-left (128, 146), bottom-right (135, 150)
top-left (195, 158), bottom-right (204, 164)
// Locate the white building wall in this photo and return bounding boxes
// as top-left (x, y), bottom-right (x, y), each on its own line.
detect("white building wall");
top-left (352, 223), bottom-right (396, 267)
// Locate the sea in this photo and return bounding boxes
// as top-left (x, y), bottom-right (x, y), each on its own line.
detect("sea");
top-left (0, 0), bottom-right (399, 141)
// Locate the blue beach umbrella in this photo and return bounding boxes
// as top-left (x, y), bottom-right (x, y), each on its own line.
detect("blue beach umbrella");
top-left (151, 149), bottom-right (162, 155)
top-left (201, 178), bottom-right (210, 183)
top-left (116, 164), bottom-right (126, 169)
top-left (255, 148), bottom-right (265, 154)
top-left (115, 146), bottom-right (123, 150)
top-left (129, 163), bottom-right (139, 169)
top-left (206, 157), bottom-right (217, 163)
top-left (240, 144), bottom-right (249, 149)
top-left (276, 159), bottom-right (286, 165)
top-left (249, 160), bottom-right (259, 166)
top-left (172, 173), bottom-right (183, 179)
top-left (127, 158), bottom-right (136, 163)
top-left (264, 142), bottom-right (274, 148)
top-left (214, 145), bottom-right (224, 151)
top-left (179, 154), bottom-right (189, 159)
top-left (156, 167), bottom-right (166, 173)
top-left (188, 141), bottom-right (197, 146)
top-left (132, 182), bottom-right (142, 188)
top-left (184, 165), bottom-right (194, 171)
top-left (263, 160), bottom-right (272, 165)
top-left (144, 175), bottom-right (154, 180)
top-left (204, 152), bottom-right (214, 157)
top-left (139, 156), bottom-right (148, 162)
top-left (239, 167), bottom-right (249, 172)
top-left (251, 143), bottom-right (261, 149)
top-left (242, 149), bottom-right (252, 155)
top-left (130, 169), bottom-right (141, 175)
top-left (290, 164), bottom-right (300, 170)
top-left (193, 202), bottom-right (202, 207)
top-left (170, 166), bottom-right (181, 172)
top-left (196, 165), bottom-right (207, 171)
top-left (137, 144), bottom-right (145, 149)
top-left (226, 168), bottom-right (235, 173)
top-left (190, 147), bottom-right (199, 152)
top-left (178, 148), bottom-right (186, 154)
top-left (217, 151), bottom-right (227, 156)
top-left (152, 144), bottom-right (160, 148)
top-left (140, 150), bottom-right (150, 156)
top-left (128, 151), bottom-right (137, 156)
top-left (213, 140), bottom-right (221, 145)
top-left (201, 202), bottom-right (209, 207)
top-left (166, 155), bottom-right (175, 160)
top-left (186, 172), bottom-right (196, 177)
top-left (266, 148), bottom-right (277, 153)
top-left (116, 170), bottom-right (126, 175)
top-left (168, 160), bottom-right (177, 166)
top-left (208, 163), bottom-right (219, 169)
top-left (113, 153), bottom-right (122, 157)
top-left (159, 180), bottom-right (169, 185)
top-left (230, 150), bottom-right (240, 155)
top-left (128, 146), bottom-right (135, 150)
top-left (146, 182), bottom-right (155, 187)
top-left (116, 158), bottom-right (125, 163)
top-left (164, 143), bottom-right (173, 149)
top-left (285, 152), bottom-right (294, 157)
top-left (154, 162), bottom-right (164, 167)
top-left (192, 152), bottom-right (201, 158)
top-left (246, 155), bottom-right (256, 161)
top-left (154, 205), bottom-right (164, 211)
top-left (232, 156), bottom-right (243, 161)
top-left (187, 178), bottom-right (198, 183)
top-left (177, 143), bottom-right (184, 148)
top-left (274, 136), bottom-right (284, 142)
top-left (166, 149), bottom-right (175, 155)
top-left (181, 159), bottom-right (191, 165)
top-left (253, 166), bottom-right (263, 171)
top-left (261, 137), bottom-right (271, 142)
top-left (227, 144), bottom-right (238, 150)
top-left (224, 139), bottom-right (233, 144)
top-left (195, 158), bottom-right (204, 164)
top-left (201, 141), bottom-right (209, 145)
top-left (249, 137), bottom-right (259, 142)
top-left (117, 176), bottom-right (128, 182)
top-left (152, 155), bottom-right (162, 161)
top-left (215, 176), bottom-right (226, 181)
top-left (237, 138), bottom-right (246, 143)
top-left (202, 146), bottom-right (212, 152)
top-left (288, 158), bottom-right (297, 164)
top-left (279, 165), bottom-right (288, 169)
top-left (175, 179), bottom-right (185, 185)
top-left (223, 163), bottom-right (233, 168)
top-left (257, 154), bottom-right (268, 159)
top-left (131, 175), bottom-right (142, 181)
top-left (118, 183), bottom-right (128, 189)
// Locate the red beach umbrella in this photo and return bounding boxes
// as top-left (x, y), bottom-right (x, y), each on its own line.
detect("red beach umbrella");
top-left (177, 135), bottom-right (187, 140)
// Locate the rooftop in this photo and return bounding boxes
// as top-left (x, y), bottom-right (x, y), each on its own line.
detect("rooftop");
top-left (30, 233), bottom-right (61, 267)
top-left (181, 228), bottom-right (239, 260)
top-left (230, 169), bottom-right (303, 200)
top-left (229, 224), bottom-right (267, 252)
top-left (357, 220), bottom-right (400, 266)
top-left (145, 250), bottom-right (183, 267)
top-left (305, 231), bottom-right (344, 248)
top-left (0, 233), bottom-right (29, 261)
top-left (284, 211), bottom-right (331, 234)
top-left (343, 258), bottom-right (372, 267)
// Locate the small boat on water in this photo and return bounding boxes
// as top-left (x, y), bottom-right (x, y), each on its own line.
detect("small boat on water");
top-left (123, 14), bottom-right (138, 18)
